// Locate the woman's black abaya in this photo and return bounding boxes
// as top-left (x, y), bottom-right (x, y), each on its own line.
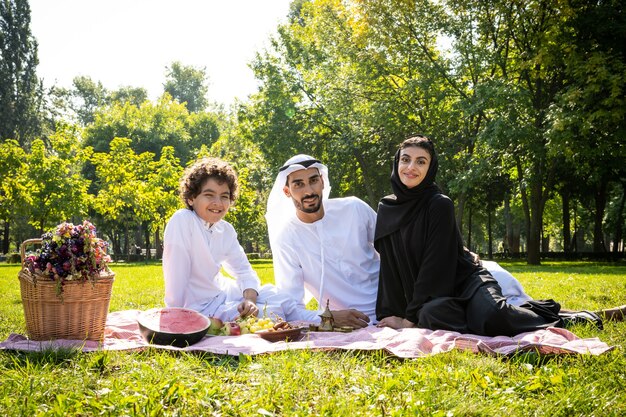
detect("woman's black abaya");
top-left (374, 143), bottom-right (563, 336)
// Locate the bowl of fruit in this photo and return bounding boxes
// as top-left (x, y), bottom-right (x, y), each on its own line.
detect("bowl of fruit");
top-left (255, 320), bottom-right (305, 342)
top-left (210, 315), bottom-right (304, 342)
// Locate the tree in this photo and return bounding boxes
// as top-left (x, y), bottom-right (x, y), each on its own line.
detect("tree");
top-left (441, 0), bottom-right (574, 264)
top-left (0, 0), bottom-right (43, 146)
top-left (0, 139), bottom-right (29, 252)
top-left (67, 76), bottom-right (109, 126)
top-left (187, 111), bottom-right (220, 151)
top-left (83, 94), bottom-right (195, 164)
top-left (163, 61), bottom-right (209, 113)
top-left (211, 121), bottom-right (273, 252)
top-left (356, 0), bottom-right (503, 227)
top-left (24, 124), bottom-right (92, 233)
top-left (549, 0), bottom-right (626, 253)
top-left (109, 86), bottom-right (148, 107)
top-left (241, 52), bottom-right (310, 174)
top-left (249, 0), bottom-right (436, 205)
top-left (606, 179), bottom-right (626, 254)
top-left (470, 154), bottom-right (512, 258)
top-left (144, 146), bottom-right (183, 258)
top-left (90, 137), bottom-right (153, 256)
top-left (54, 79), bottom-right (148, 126)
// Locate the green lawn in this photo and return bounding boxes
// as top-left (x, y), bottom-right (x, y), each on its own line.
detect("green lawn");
top-left (1, 261), bottom-right (625, 416)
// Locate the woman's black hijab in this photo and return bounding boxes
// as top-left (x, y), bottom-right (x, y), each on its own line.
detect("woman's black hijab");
top-left (374, 138), bottom-right (441, 243)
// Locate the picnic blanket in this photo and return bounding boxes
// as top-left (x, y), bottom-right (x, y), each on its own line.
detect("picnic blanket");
top-left (0, 310), bottom-right (613, 358)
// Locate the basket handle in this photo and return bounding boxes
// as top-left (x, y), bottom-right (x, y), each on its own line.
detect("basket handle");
top-left (20, 238), bottom-right (42, 265)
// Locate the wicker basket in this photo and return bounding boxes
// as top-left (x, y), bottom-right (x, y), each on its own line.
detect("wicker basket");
top-left (18, 238), bottom-right (115, 341)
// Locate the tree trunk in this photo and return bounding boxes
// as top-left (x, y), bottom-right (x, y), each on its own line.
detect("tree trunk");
top-left (144, 224), bottom-right (151, 260)
top-left (466, 205), bottom-right (472, 251)
top-left (562, 190), bottom-right (571, 253)
top-left (155, 227), bottom-right (163, 259)
top-left (456, 193), bottom-right (466, 233)
top-left (123, 227), bottom-right (129, 258)
top-left (526, 179), bottom-right (545, 265)
top-left (111, 231), bottom-right (122, 258)
top-left (504, 198), bottom-right (522, 254)
top-left (527, 220), bottom-right (542, 264)
top-left (593, 180), bottom-right (608, 252)
top-left (518, 151), bottom-right (555, 265)
top-left (515, 159), bottom-right (534, 262)
top-left (613, 181), bottom-right (625, 254)
top-left (572, 203), bottom-right (579, 252)
top-left (511, 231), bottom-right (521, 254)
top-left (2, 220), bottom-right (9, 254)
top-left (503, 197), bottom-right (512, 254)
top-left (542, 233), bottom-right (550, 253)
top-left (353, 149), bottom-right (378, 208)
top-left (487, 207), bottom-right (493, 259)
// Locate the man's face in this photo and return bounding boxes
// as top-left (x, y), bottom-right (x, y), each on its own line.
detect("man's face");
top-left (283, 167), bottom-right (324, 214)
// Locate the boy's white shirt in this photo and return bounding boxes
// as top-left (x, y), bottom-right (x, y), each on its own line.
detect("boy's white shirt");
top-left (162, 208), bottom-right (260, 318)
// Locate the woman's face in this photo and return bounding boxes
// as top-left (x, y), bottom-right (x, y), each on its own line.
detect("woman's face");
top-left (398, 146), bottom-right (431, 189)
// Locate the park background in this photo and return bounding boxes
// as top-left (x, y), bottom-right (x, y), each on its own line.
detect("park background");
top-left (2, 2), bottom-right (626, 415)
top-left (1, 0), bottom-right (625, 265)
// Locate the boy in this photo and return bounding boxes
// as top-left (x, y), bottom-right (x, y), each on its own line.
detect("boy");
top-left (163, 157), bottom-right (287, 321)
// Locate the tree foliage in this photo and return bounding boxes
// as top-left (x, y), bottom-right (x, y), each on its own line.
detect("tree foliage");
top-left (68, 76), bottom-right (109, 126)
top-left (84, 94), bottom-right (194, 163)
top-left (0, 0), bottom-right (43, 146)
top-left (90, 137), bottom-right (153, 255)
top-left (211, 120), bottom-right (273, 253)
top-left (242, 0), bottom-right (625, 263)
top-left (0, 138), bottom-right (29, 252)
top-left (1, 0), bottom-right (624, 260)
top-left (24, 124), bottom-right (92, 233)
top-left (163, 61), bottom-right (209, 113)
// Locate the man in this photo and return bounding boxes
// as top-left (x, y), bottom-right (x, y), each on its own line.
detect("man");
top-left (266, 155), bottom-right (378, 328)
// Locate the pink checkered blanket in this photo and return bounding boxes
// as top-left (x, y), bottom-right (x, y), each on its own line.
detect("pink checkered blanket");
top-left (0, 310), bottom-right (613, 358)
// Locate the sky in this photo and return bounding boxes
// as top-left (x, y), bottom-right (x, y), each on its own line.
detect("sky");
top-left (29, 0), bottom-right (293, 106)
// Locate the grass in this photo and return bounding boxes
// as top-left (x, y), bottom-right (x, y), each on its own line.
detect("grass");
top-left (1, 260), bottom-right (625, 416)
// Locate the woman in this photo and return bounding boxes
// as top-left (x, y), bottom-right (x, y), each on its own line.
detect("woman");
top-left (374, 136), bottom-right (601, 336)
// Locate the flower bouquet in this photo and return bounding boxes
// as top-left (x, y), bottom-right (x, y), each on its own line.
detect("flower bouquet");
top-left (24, 221), bottom-right (112, 293)
top-left (18, 220), bottom-right (115, 341)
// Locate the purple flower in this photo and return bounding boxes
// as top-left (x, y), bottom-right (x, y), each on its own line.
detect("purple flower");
top-left (27, 220), bottom-right (111, 283)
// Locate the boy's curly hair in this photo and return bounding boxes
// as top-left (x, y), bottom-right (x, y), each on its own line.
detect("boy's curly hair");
top-left (179, 157), bottom-right (239, 208)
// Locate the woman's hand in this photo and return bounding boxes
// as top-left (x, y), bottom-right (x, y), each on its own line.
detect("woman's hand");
top-left (377, 316), bottom-right (416, 329)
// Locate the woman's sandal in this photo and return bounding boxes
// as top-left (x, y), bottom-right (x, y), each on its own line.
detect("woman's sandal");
top-left (559, 310), bottom-right (604, 330)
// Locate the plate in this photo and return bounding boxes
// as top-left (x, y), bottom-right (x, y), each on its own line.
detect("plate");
top-left (256, 326), bottom-right (305, 343)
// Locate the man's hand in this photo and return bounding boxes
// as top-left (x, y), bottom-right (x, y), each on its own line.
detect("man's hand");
top-left (331, 309), bottom-right (370, 328)
top-left (376, 316), bottom-right (416, 329)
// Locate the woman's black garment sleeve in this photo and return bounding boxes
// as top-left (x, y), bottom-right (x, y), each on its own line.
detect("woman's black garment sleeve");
top-left (375, 236), bottom-right (409, 320)
top-left (404, 195), bottom-right (459, 322)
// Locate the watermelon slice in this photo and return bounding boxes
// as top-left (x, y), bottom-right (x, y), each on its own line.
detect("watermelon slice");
top-left (137, 307), bottom-right (210, 347)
